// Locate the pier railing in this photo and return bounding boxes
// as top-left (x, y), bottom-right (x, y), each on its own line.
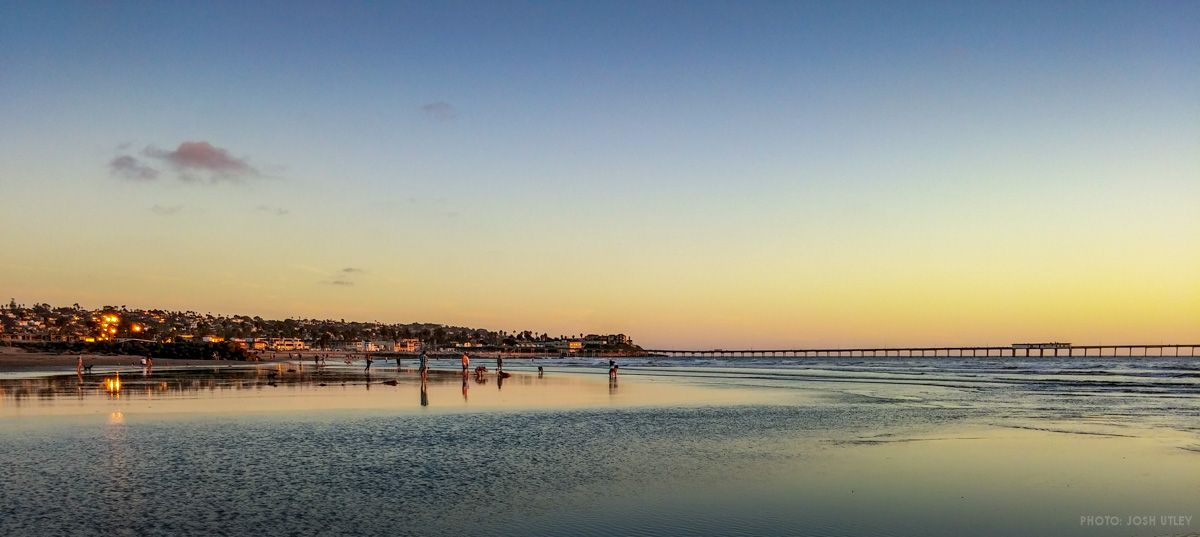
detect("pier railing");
top-left (643, 344), bottom-right (1199, 358)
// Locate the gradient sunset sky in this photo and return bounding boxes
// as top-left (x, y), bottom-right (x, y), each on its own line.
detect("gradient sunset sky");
top-left (2, 1), bottom-right (1197, 349)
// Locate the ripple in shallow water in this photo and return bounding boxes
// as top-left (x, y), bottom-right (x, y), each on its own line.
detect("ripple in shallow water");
top-left (0, 403), bottom-right (971, 537)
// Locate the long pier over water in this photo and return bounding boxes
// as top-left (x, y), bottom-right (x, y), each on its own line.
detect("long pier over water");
top-left (645, 344), bottom-right (1200, 358)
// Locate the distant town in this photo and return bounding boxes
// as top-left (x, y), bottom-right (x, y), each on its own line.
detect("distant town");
top-left (1, 299), bottom-right (643, 356)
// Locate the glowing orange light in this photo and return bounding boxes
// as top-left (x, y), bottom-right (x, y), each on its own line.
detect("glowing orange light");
top-left (104, 375), bottom-right (121, 392)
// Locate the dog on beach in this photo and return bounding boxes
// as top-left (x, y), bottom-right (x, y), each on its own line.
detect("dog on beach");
top-left (82, 365), bottom-right (93, 373)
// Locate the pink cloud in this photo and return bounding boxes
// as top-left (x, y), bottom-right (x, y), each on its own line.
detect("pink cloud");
top-left (144, 141), bottom-right (258, 180)
top-left (109, 140), bottom-right (271, 185)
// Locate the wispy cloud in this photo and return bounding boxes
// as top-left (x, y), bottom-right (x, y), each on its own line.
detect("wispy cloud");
top-left (421, 101), bottom-right (457, 121)
top-left (109, 141), bottom-right (266, 184)
top-left (146, 141), bottom-right (255, 173)
top-left (110, 155), bottom-right (160, 181)
top-left (143, 141), bottom-right (259, 182)
top-left (255, 205), bottom-right (289, 216)
top-left (149, 204), bottom-right (183, 215)
top-left (317, 267), bottom-right (367, 286)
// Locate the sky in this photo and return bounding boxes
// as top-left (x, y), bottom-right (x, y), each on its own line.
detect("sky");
top-left (1, 1), bottom-right (1197, 349)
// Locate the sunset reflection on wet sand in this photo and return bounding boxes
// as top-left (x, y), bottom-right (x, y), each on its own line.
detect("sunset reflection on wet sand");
top-left (1, 361), bottom-right (1197, 537)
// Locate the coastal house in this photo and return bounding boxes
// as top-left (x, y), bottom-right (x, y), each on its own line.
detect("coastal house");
top-left (230, 338), bottom-right (268, 350)
top-left (547, 339), bottom-right (583, 352)
top-left (371, 340), bottom-right (399, 352)
top-left (582, 334), bottom-right (631, 346)
top-left (331, 340), bottom-right (377, 352)
top-left (269, 337), bottom-right (306, 351)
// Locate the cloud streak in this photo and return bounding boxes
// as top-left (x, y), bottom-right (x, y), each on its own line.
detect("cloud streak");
top-left (109, 141), bottom-right (264, 184)
top-left (318, 267), bottom-right (367, 286)
top-left (144, 141), bottom-right (259, 182)
top-left (149, 204), bottom-right (183, 215)
top-left (110, 155), bottom-right (160, 181)
top-left (421, 101), bottom-right (457, 121)
top-left (256, 205), bottom-right (289, 216)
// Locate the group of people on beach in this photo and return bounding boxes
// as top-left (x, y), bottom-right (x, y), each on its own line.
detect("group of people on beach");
top-left (275, 351), bottom-right (619, 388)
top-left (414, 352), bottom-right (617, 379)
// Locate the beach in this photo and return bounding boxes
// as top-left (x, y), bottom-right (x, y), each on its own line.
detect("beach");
top-left (2, 352), bottom-right (1198, 537)
top-left (0, 346), bottom-right (254, 373)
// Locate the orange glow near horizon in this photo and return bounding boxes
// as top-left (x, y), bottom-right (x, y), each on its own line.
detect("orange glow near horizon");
top-left (2, 217), bottom-right (1196, 349)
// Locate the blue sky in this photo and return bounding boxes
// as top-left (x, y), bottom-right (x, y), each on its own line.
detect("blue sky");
top-left (2, 1), bottom-right (1197, 348)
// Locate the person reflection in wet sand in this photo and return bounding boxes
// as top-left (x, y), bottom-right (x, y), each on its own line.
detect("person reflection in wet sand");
top-left (462, 371), bottom-right (469, 401)
top-left (420, 378), bottom-right (429, 407)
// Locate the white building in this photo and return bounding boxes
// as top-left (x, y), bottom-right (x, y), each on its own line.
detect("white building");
top-left (332, 340), bottom-right (377, 352)
top-left (269, 337), bottom-right (306, 351)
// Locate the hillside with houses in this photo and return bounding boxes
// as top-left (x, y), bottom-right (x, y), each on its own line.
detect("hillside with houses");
top-left (1, 300), bottom-right (644, 357)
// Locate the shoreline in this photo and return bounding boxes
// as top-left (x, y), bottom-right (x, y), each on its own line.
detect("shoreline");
top-left (0, 347), bottom-right (258, 373)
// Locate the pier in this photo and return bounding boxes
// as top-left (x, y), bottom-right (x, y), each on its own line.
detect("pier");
top-left (644, 344), bottom-right (1200, 358)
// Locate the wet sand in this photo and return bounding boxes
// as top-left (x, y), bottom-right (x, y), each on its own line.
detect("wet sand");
top-left (0, 346), bottom-right (271, 373)
top-left (0, 362), bottom-right (781, 419)
top-left (1, 356), bottom-right (1198, 536)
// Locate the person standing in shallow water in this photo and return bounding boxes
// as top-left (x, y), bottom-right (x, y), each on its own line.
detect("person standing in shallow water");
top-left (462, 352), bottom-right (470, 372)
top-left (496, 354), bottom-right (503, 372)
top-left (365, 354), bottom-right (373, 372)
top-left (419, 351), bottom-right (428, 380)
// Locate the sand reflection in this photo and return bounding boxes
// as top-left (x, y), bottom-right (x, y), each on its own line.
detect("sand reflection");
top-left (0, 365), bottom-right (768, 418)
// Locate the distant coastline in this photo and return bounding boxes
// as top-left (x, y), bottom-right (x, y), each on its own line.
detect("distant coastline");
top-left (1, 300), bottom-right (647, 359)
